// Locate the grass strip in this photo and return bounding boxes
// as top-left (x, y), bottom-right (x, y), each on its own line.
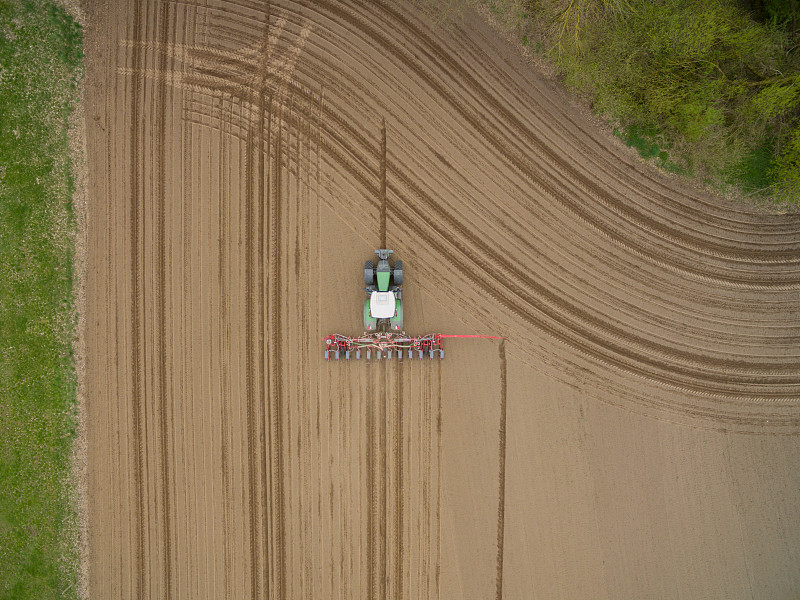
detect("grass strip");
top-left (0, 1), bottom-right (83, 598)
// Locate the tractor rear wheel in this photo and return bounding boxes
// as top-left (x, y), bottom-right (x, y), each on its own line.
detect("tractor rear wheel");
top-left (393, 260), bottom-right (403, 286)
top-left (364, 260), bottom-right (374, 286)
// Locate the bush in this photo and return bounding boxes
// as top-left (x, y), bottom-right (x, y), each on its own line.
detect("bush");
top-left (771, 124), bottom-right (800, 201)
top-left (492, 0), bottom-right (800, 203)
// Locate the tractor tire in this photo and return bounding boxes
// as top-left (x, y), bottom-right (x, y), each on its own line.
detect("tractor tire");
top-left (364, 260), bottom-right (374, 286)
top-left (364, 298), bottom-right (377, 330)
top-left (390, 298), bottom-right (403, 331)
top-left (393, 260), bottom-right (403, 286)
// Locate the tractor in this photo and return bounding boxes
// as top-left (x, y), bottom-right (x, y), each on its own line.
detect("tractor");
top-left (363, 249), bottom-right (403, 331)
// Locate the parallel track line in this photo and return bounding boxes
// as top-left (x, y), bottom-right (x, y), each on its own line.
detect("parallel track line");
top-left (495, 341), bottom-right (507, 600)
top-left (127, 1), bottom-right (146, 596)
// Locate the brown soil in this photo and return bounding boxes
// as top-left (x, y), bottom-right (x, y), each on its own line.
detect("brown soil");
top-left (82, 1), bottom-right (800, 598)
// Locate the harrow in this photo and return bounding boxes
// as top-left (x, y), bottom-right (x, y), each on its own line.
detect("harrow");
top-left (324, 332), bottom-right (502, 360)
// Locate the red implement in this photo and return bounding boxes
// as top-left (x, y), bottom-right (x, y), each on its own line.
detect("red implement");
top-left (323, 332), bottom-right (503, 360)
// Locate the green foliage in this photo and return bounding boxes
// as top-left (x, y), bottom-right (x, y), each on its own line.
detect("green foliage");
top-left (771, 124), bottom-right (800, 201)
top-left (486, 0), bottom-right (531, 28)
top-left (0, 1), bottom-right (82, 598)
top-left (552, 0), bottom-right (631, 46)
top-left (748, 0), bottom-right (799, 31)
top-left (726, 137), bottom-right (776, 191)
top-left (614, 124), bottom-right (687, 173)
top-left (748, 74), bottom-right (800, 119)
top-left (568, 2), bottom-right (777, 146)
top-left (492, 0), bottom-right (800, 202)
top-left (46, 3), bottom-right (83, 70)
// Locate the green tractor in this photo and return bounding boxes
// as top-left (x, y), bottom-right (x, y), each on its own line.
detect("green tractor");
top-left (364, 249), bottom-right (403, 331)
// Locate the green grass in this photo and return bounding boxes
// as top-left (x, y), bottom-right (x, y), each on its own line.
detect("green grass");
top-left (0, 1), bottom-right (82, 598)
top-left (477, 0), bottom-right (800, 205)
top-left (613, 124), bottom-right (688, 175)
top-left (725, 137), bottom-right (776, 195)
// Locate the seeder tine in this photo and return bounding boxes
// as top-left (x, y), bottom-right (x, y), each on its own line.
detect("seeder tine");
top-left (408, 350), bottom-right (413, 360)
top-left (418, 350), bottom-right (423, 360)
top-left (366, 349), bottom-right (371, 360)
top-left (356, 349), bottom-right (361, 360)
top-left (345, 350), bottom-right (350, 360)
top-left (324, 350), bottom-right (329, 360)
top-left (439, 349), bottom-right (444, 359)
top-left (387, 350), bottom-right (392, 360)
top-left (334, 350), bottom-right (340, 360)
top-left (429, 350), bottom-right (434, 359)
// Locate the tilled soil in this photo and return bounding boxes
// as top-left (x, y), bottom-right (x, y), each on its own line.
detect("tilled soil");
top-left (83, 1), bottom-right (800, 598)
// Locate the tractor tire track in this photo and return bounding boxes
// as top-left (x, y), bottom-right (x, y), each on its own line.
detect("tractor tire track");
top-left (380, 117), bottom-right (387, 249)
top-left (302, 85), bottom-right (317, 599)
top-left (269, 98), bottom-right (287, 600)
top-left (296, 87), bottom-right (313, 600)
top-left (242, 41), bottom-right (260, 599)
top-left (379, 360), bottom-right (388, 600)
top-left (423, 360), bottom-right (432, 599)
top-left (261, 101), bottom-right (273, 600)
top-left (217, 83), bottom-right (233, 600)
top-left (436, 360), bottom-right (442, 600)
top-left (395, 362), bottom-right (404, 600)
top-left (495, 341), bottom-right (507, 600)
top-left (180, 10), bottom-right (199, 596)
top-left (127, 1), bottom-right (146, 596)
top-left (365, 361), bottom-right (376, 600)
top-left (154, 2), bottom-right (174, 597)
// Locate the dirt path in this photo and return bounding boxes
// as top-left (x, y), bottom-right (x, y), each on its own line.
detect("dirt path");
top-left (83, 1), bottom-right (800, 598)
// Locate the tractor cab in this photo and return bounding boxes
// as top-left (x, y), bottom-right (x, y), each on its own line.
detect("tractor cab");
top-left (369, 291), bottom-right (396, 318)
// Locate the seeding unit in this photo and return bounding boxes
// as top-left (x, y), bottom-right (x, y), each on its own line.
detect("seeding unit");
top-left (324, 249), bottom-right (502, 360)
top-left (324, 332), bottom-right (502, 360)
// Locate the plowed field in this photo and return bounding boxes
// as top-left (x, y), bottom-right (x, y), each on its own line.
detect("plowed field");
top-left (84, 1), bottom-right (800, 598)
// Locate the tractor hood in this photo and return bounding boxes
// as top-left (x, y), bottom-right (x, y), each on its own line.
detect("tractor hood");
top-left (369, 291), bottom-right (396, 318)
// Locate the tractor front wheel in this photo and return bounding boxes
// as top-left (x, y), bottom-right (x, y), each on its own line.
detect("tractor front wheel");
top-left (393, 260), bottom-right (403, 286)
top-left (364, 260), bottom-right (374, 287)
